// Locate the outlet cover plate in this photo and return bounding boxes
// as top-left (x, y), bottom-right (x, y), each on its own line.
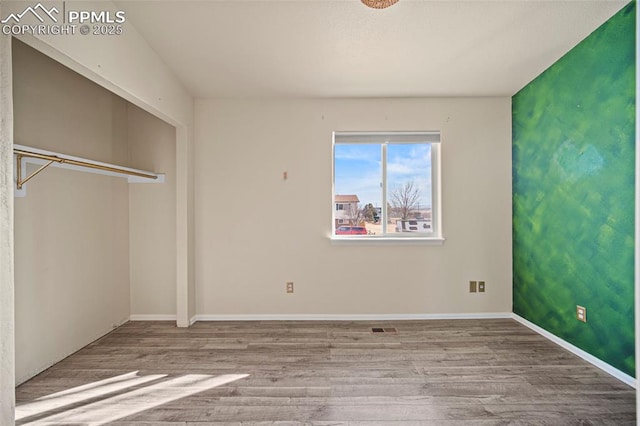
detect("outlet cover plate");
top-left (576, 305), bottom-right (587, 323)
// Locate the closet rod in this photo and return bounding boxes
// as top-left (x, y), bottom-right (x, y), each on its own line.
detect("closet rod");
top-left (14, 148), bottom-right (158, 190)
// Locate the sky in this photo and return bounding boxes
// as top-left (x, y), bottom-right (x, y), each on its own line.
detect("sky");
top-left (334, 143), bottom-right (432, 209)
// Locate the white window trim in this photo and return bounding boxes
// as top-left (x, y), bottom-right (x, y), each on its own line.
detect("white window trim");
top-left (331, 131), bottom-right (444, 243)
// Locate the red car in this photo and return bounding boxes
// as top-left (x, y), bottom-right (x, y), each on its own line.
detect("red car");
top-left (335, 226), bottom-right (368, 235)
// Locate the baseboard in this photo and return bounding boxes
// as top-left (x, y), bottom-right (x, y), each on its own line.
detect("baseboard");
top-left (191, 312), bottom-right (512, 322)
top-left (512, 314), bottom-right (636, 388)
top-left (129, 314), bottom-right (177, 321)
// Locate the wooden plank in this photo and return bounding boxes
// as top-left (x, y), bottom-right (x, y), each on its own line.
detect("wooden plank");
top-left (15, 319), bottom-right (635, 424)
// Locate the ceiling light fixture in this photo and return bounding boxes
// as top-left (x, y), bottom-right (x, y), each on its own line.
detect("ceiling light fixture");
top-left (361, 0), bottom-right (399, 9)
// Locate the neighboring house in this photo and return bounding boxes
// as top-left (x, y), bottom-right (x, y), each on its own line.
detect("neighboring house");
top-left (334, 194), bottom-right (360, 226)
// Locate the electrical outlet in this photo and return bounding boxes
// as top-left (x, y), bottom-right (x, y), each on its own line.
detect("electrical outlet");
top-left (576, 305), bottom-right (587, 322)
top-left (478, 281), bottom-right (485, 293)
top-left (286, 282), bottom-right (294, 293)
top-left (469, 281), bottom-right (477, 293)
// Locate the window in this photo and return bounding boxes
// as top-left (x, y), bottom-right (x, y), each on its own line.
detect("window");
top-left (332, 132), bottom-right (442, 241)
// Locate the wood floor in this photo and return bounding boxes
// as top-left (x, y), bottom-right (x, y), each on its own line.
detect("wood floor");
top-left (15, 319), bottom-right (636, 425)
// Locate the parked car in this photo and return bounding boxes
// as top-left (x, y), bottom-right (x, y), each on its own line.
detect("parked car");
top-left (335, 226), bottom-right (368, 235)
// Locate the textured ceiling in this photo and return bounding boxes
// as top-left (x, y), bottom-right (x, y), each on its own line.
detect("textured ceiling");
top-left (117, 0), bottom-right (629, 98)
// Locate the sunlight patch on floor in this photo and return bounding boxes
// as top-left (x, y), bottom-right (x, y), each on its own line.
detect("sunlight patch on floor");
top-left (16, 371), bottom-right (168, 420)
top-left (18, 373), bottom-right (249, 425)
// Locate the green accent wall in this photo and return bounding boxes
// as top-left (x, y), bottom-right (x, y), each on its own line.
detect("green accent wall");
top-left (512, 2), bottom-right (636, 377)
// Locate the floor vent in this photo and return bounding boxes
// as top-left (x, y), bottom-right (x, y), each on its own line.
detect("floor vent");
top-left (372, 327), bottom-right (398, 333)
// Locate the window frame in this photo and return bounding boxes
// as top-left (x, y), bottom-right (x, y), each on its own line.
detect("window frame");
top-left (331, 131), bottom-right (443, 244)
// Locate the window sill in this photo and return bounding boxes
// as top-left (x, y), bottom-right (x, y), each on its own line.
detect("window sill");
top-left (330, 236), bottom-right (445, 246)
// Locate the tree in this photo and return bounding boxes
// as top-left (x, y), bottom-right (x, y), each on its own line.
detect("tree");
top-left (345, 202), bottom-right (365, 226)
top-left (390, 181), bottom-right (421, 220)
top-left (362, 203), bottom-right (378, 223)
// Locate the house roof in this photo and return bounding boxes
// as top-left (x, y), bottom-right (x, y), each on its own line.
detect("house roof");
top-left (335, 195), bottom-right (360, 203)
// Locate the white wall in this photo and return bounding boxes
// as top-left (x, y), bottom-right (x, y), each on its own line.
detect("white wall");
top-left (0, 17), bottom-right (16, 426)
top-left (128, 104), bottom-right (177, 317)
top-left (195, 98), bottom-right (512, 317)
top-left (12, 39), bottom-right (132, 384)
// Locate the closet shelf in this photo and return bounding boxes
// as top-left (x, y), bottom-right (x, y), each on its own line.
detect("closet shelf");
top-left (14, 144), bottom-right (165, 197)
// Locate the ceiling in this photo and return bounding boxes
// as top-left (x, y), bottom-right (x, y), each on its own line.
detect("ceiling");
top-left (117, 0), bottom-right (629, 99)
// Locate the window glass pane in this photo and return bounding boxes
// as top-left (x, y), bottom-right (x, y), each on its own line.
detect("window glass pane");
top-left (333, 137), bottom-right (439, 239)
top-left (334, 144), bottom-right (382, 235)
top-left (386, 143), bottom-right (432, 234)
